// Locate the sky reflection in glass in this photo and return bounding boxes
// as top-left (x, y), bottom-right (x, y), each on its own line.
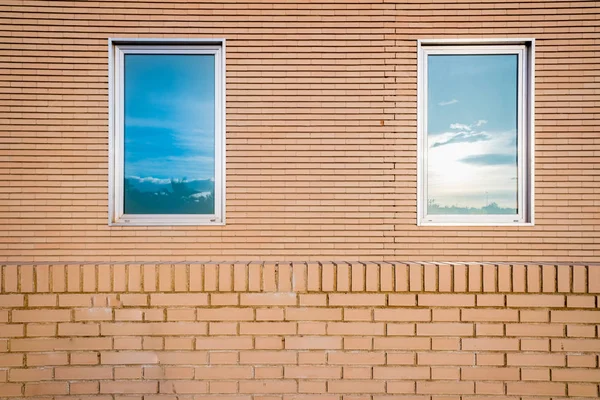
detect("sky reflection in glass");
top-left (123, 54), bottom-right (216, 215)
top-left (427, 54), bottom-right (518, 215)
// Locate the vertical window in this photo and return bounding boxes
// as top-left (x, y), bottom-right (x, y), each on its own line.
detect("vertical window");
top-left (417, 39), bottom-right (534, 225)
top-left (109, 39), bottom-right (225, 225)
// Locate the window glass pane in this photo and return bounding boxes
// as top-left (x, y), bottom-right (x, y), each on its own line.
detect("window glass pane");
top-left (123, 54), bottom-right (216, 215)
top-left (427, 54), bottom-right (518, 215)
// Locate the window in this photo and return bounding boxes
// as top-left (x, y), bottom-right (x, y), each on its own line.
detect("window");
top-left (417, 39), bottom-right (534, 226)
top-left (109, 39), bottom-right (226, 225)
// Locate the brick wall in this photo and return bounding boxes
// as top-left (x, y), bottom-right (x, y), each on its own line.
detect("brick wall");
top-left (0, 262), bottom-right (599, 398)
top-left (1, 1), bottom-right (599, 262)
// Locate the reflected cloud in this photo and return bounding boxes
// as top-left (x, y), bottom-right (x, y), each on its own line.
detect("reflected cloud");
top-left (430, 120), bottom-right (493, 147)
top-left (460, 153), bottom-right (517, 166)
top-left (438, 99), bottom-right (458, 106)
top-left (125, 155), bottom-right (215, 181)
top-left (128, 176), bottom-right (172, 185)
top-left (450, 122), bottom-right (472, 131)
top-left (431, 132), bottom-right (490, 148)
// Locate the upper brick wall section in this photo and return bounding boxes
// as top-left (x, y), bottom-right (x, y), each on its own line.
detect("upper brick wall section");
top-left (1, 262), bottom-right (599, 294)
top-left (0, 1), bottom-right (599, 262)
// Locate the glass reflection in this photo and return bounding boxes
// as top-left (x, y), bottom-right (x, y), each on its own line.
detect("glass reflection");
top-left (123, 54), bottom-right (216, 215)
top-left (427, 54), bottom-right (518, 215)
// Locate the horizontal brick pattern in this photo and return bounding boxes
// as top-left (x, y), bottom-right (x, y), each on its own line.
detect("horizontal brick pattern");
top-left (0, 263), bottom-right (599, 398)
top-left (0, 1), bottom-right (599, 262)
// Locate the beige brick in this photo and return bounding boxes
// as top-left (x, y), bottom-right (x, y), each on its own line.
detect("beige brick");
top-left (240, 380), bottom-right (297, 394)
top-left (255, 366), bottom-right (283, 379)
top-left (507, 295), bottom-right (565, 308)
top-left (329, 294), bottom-right (386, 307)
top-left (416, 323), bottom-right (473, 337)
top-left (74, 308), bottom-right (113, 321)
top-left (461, 367), bottom-right (520, 381)
top-left (101, 322), bottom-right (207, 336)
top-left (461, 309), bottom-right (518, 322)
top-left (418, 294), bottom-right (475, 307)
top-left (9, 368), bottom-right (53, 382)
top-left (0, 295), bottom-right (25, 308)
top-left (373, 366), bottom-right (429, 380)
top-left (327, 322), bottom-right (384, 336)
top-left (285, 366), bottom-right (341, 379)
top-left (328, 352), bottom-right (384, 366)
top-left (374, 337), bottom-right (430, 350)
top-left (374, 309), bottom-right (430, 322)
top-left (417, 381), bottom-right (474, 395)
top-left (505, 323), bottom-right (564, 337)
top-left (507, 353), bottom-right (565, 367)
top-left (70, 381), bottom-right (100, 395)
top-left (101, 351), bottom-right (159, 365)
top-left (12, 310), bottom-right (70, 323)
top-left (197, 337), bottom-right (253, 350)
top-left (256, 308), bottom-right (284, 321)
top-left (150, 293), bottom-right (208, 307)
top-left (328, 380), bottom-right (385, 394)
top-left (195, 366), bottom-right (253, 380)
top-left (24, 382), bottom-right (68, 396)
top-left (0, 383), bottom-right (22, 397)
top-left (0, 353), bottom-right (24, 367)
top-left (551, 310), bottom-right (600, 323)
top-left (568, 383), bottom-right (599, 397)
top-left (101, 380), bottom-right (158, 394)
top-left (567, 354), bottom-right (596, 368)
top-left (418, 352), bottom-right (474, 366)
top-left (240, 322), bottom-right (296, 335)
top-left (521, 367), bottom-right (550, 381)
top-left (286, 308), bottom-right (342, 321)
top-left (55, 366), bottom-right (113, 380)
top-left (552, 368), bottom-right (600, 382)
top-left (240, 351), bottom-right (297, 365)
top-left (285, 336), bottom-right (342, 350)
top-left (386, 381), bottom-right (416, 394)
top-left (507, 382), bottom-right (565, 396)
top-left (241, 293), bottom-right (297, 306)
top-left (462, 338), bottom-right (519, 351)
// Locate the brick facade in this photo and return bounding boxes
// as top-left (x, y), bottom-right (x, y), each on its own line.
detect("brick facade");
top-left (1, 262), bottom-right (599, 398)
top-left (1, 1), bottom-right (599, 262)
top-left (1, 0), bottom-right (599, 399)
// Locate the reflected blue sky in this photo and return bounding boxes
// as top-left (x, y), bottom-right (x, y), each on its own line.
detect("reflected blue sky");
top-left (427, 54), bottom-right (518, 213)
top-left (124, 54), bottom-right (215, 181)
top-left (123, 54), bottom-right (216, 215)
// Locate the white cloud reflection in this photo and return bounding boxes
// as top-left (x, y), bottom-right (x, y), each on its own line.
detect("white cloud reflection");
top-left (438, 99), bottom-right (459, 106)
top-left (428, 122), bottom-right (518, 209)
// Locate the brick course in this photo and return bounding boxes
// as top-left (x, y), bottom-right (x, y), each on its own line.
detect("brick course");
top-left (0, 262), bottom-right (599, 398)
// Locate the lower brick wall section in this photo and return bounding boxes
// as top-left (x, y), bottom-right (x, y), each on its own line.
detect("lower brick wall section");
top-left (0, 262), bottom-right (599, 399)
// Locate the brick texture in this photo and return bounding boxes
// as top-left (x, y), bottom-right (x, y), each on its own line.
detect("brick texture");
top-left (0, 1), bottom-right (599, 262)
top-left (0, 262), bottom-right (599, 398)
top-left (1, 1), bottom-right (599, 398)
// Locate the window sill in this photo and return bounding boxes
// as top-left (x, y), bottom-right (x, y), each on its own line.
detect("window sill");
top-left (418, 221), bottom-right (534, 227)
top-left (109, 215), bottom-right (225, 227)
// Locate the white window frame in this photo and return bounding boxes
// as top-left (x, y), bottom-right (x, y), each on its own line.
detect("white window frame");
top-left (108, 38), bottom-right (226, 226)
top-left (417, 38), bottom-right (535, 226)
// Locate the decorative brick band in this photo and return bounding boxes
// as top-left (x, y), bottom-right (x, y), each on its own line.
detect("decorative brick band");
top-left (1, 262), bottom-right (598, 294)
